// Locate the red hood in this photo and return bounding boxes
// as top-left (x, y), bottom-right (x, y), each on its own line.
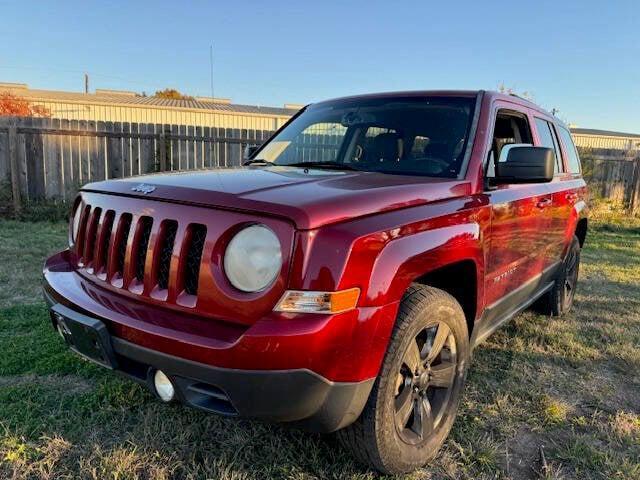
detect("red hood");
top-left (82, 167), bottom-right (471, 230)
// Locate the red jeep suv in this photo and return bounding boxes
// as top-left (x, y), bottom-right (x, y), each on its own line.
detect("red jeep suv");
top-left (43, 90), bottom-right (587, 474)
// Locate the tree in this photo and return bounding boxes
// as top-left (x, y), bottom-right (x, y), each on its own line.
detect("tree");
top-left (0, 92), bottom-right (51, 117)
top-left (154, 88), bottom-right (193, 100)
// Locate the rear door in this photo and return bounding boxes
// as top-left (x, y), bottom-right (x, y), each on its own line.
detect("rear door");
top-left (482, 104), bottom-right (553, 328)
top-left (554, 125), bottom-right (587, 252)
top-left (532, 116), bottom-right (568, 268)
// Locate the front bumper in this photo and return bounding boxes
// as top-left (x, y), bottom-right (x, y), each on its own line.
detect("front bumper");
top-left (42, 251), bottom-right (397, 432)
top-left (46, 296), bottom-right (373, 432)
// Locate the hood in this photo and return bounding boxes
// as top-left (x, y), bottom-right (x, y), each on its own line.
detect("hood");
top-left (82, 167), bottom-right (472, 230)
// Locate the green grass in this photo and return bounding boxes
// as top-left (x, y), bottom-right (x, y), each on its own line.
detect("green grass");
top-left (1, 216), bottom-right (639, 479)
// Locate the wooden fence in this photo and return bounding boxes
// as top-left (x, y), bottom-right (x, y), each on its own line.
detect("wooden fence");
top-left (1, 116), bottom-right (640, 215)
top-left (0, 116), bottom-right (273, 213)
top-left (579, 148), bottom-right (640, 214)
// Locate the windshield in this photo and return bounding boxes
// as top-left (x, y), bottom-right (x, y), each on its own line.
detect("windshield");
top-left (254, 95), bottom-right (476, 177)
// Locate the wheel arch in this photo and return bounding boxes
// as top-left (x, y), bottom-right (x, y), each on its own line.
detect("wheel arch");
top-left (362, 222), bottom-right (484, 340)
top-left (412, 260), bottom-right (478, 339)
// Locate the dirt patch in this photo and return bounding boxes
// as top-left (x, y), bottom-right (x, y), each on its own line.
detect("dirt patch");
top-left (503, 429), bottom-right (542, 480)
top-left (0, 374), bottom-right (93, 395)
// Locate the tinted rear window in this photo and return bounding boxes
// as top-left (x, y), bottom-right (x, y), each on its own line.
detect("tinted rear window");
top-left (557, 126), bottom-right (581, 174)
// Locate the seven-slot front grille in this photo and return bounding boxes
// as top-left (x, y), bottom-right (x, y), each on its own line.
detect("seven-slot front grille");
top-left (74, 205), bottom-right (207, 303)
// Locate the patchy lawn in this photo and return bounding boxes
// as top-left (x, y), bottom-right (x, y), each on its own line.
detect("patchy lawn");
top-left (0, 217), bottom-right (638, 480)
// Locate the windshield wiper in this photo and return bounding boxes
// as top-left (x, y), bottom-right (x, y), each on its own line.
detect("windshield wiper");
top-left (243, 159), bottom-right (276, 166)
top-left (285, 161), bottom-right (360, 171)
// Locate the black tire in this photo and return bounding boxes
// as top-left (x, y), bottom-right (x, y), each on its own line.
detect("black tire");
top-left (535, 235), bottom-right (581, 317)
top-left (337, 284), bottom-right (470, 474)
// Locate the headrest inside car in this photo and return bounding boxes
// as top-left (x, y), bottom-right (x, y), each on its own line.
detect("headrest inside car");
top-left (371, 133), bottom-right (403, 161)
top-left (494, 117), bottom-right (515, 138)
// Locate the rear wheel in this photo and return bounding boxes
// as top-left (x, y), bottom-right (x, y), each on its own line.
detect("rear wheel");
top-left (338, 285), bottom-right (470, 474)
top-left (536, 235), bottom-right (581, 316)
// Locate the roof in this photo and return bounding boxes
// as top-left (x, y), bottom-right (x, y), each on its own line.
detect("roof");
top-left (0, 84), bottom-right (299, 117)
top-left (570, 128), bottom-right (640, 139)
top-left (311, 89), bottom-right (554, 113)
top-left (312, 89), bottom-right (480, 106)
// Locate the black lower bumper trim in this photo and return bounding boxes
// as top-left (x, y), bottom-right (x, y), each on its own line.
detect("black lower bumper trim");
top-left (45, 294), bottom-right (374, 433)
top-left (111, 337), bottom-right (374, 432)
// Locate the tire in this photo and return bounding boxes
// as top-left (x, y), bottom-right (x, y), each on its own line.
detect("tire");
top-left (337, 284), bottom-right (470, 474)
top-left (535, 235), bottom-right (581, 317)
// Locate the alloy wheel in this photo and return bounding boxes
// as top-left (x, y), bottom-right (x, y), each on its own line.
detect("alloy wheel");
top-left (393, 321), bottom-right (457, 445)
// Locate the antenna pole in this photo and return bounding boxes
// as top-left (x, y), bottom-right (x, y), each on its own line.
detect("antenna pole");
top-left (84, 73), bottom-right (89, 94)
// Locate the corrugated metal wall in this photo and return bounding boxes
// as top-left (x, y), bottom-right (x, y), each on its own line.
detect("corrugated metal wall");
top-left (572, 134), bottom-right (640, 150)
top-left (28, 100), bottom-right (291, 131)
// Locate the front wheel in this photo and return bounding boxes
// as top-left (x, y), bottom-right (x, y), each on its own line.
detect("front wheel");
top-left (338, 285), bottom-right (470, 474)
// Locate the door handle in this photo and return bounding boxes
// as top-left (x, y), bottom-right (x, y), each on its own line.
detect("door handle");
top-left (536, 198), bottom-right (552, 209)
top-left (565, 192), bottom-right (578, 202)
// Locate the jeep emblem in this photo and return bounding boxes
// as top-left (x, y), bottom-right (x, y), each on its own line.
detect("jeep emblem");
top-left (131, 183), bottom-right (156, 194)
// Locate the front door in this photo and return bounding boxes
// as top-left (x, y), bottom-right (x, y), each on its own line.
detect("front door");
top-left (481, 107), bottom-right (553, 333)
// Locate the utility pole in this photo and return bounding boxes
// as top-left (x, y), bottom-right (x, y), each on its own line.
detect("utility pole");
top-left (84, 73), bottom-right (89, 94)
top-left (209, 45), bottom-right (214, 102)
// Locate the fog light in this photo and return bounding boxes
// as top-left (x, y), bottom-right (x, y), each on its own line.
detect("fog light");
top-left (153, 370), bottom-right (175, 402)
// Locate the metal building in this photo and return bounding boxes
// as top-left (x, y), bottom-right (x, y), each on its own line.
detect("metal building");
top-left (3, 82), bottom-right (639, 152)
top-left (1, 82), bottom-right (301, 131)
top-left (570, 128), bottom-right (640, 151)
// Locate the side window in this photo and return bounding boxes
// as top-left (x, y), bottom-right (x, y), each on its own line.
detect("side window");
top-left (534, 118), bottom-right (563, 173)
top-left (556, 126), bottom-right (582, 174)
top-left (549, 124), bottom-right (564, 173)
top-left (486, 111), bottom-right (533, 178)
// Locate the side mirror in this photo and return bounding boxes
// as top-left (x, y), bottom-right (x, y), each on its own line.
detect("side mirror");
top-left (243, 145), bottom-right (260, 161)
top-left (495, 145), bottom-right (554, 184)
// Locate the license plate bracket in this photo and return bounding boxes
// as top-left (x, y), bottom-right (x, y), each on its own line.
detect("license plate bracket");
top-left (50, 304), bottom-right (117, 369)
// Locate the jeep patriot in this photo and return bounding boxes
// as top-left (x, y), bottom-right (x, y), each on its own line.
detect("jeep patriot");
top-left (43, 90), bottom-right (588, 473)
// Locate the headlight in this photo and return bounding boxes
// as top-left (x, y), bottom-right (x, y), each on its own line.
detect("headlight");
top-left (70, 201), bottom-right (83, 245)
top-left (224, 224), bottom-right (282, 292)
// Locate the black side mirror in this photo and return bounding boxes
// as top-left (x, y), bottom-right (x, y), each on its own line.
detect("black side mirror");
top-left (243, 145), bottom-right (260, 161)
top-left (495, 145), bottom-right (554, 184)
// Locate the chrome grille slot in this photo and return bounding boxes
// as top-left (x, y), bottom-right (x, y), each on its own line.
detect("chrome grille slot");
top-left (183, 224), bottom-right (207, 296)
top-left (75, 204), bottom-right (92, 260)
top-left (157, 220), bottom-right (178, 290)
top-left (96, 210), bottom-right (115, 273)
top-left (135, 217), bottom-right (153, 282)
top-left (115, 213), bottom-right (133, 276)
top-left (83, 207), bottom-right (102, 267)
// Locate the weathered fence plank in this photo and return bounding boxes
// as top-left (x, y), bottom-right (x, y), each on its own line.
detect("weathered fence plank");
top-left (0, 130), bottom-right (9, 186)
top-left (170, 124), bottom-right (179, 170)
top-left (95, 121), bottom-right (106, 182)
top-left (139, 123), bottom-right (150, 174)
top-left (7, 123), bottom-right (21, 212)
top-left (122, 122), bottom-right (132, 178)
top-left (24, 117), bottom-right (44, 200)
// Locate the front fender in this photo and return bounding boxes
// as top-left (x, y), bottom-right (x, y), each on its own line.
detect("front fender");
top-left (363, 222), bottom-right (484, 307)
top-left (287, 199), bottom-right (488, 380)
top-left (289, 198), bottom-right (488, 310)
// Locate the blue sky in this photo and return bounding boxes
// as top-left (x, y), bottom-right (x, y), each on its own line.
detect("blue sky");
top-left (0, 0), bottom-right (638, 132)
